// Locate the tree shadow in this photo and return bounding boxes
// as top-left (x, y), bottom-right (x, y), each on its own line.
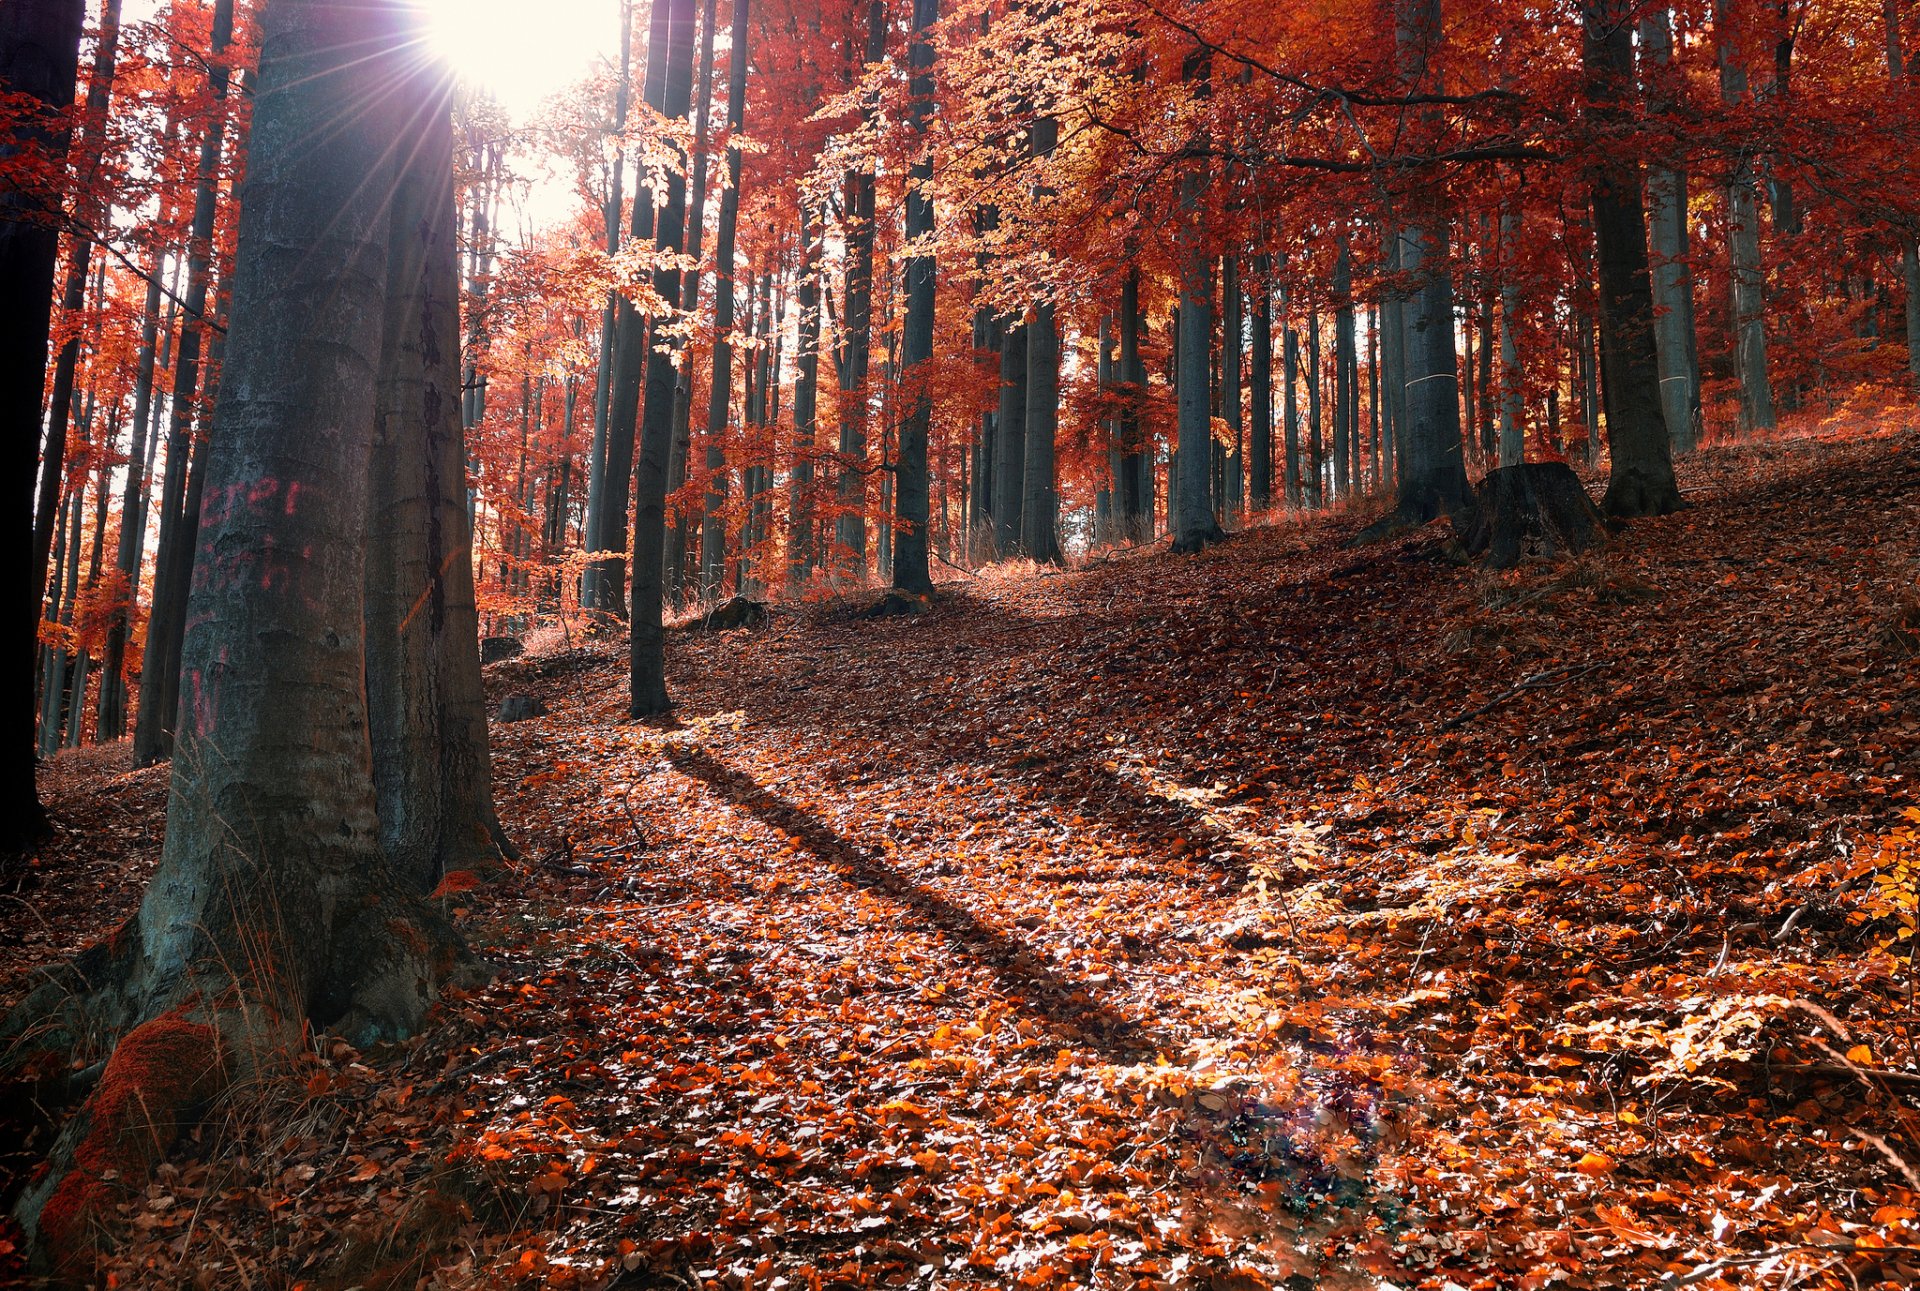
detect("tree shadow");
top-left (663, 744), bottom-right (1165, 1063)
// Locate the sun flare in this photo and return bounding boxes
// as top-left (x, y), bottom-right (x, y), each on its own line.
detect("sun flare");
top-left (420, 0), bottom-right (613, 117)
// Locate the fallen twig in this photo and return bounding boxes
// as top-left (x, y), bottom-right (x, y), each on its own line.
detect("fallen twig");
top-left (1434, 661), bottom-right (1602, 734)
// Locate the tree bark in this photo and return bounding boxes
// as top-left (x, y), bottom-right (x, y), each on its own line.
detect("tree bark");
top-left (365, 57), bottom-right (513, 891)
top-left (133, 0), bottom-right (235, 767)
top-left (666, 0), bottom-right (718, 605)
top-left (893, 0), bottom-right (939, 593)
top-left (1370, 0), bottom-right (1472, 533)
top-left (2, 0), bottom-right (85, 850)
top-left (1585, 0), bottom-right (1683, 516)
top-left (1716, 0), bottom-right (1777, 434)
top-left (992, 321), bottom-right (1028, 555)
top-left (1641, 5), bottom-right (1702, 455)
top-left (630, 0), bottom-right (700, 717)
top-left (1250, 255), bottom-right (1274, 510)
top-left (582, 0), bottom-right (633, 610)
top-left (13, 4), bottom-right (495, 1271)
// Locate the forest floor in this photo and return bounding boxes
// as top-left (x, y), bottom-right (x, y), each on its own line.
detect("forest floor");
top-left (6, 422), bottom-right (1920, 1290)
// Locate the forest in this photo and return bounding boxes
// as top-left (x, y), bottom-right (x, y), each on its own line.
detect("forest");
top-left (3, 0), bottom-right (1920, 1286)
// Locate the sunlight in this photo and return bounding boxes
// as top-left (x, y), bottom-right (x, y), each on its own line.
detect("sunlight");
top-left (420, 0), bottom-right (613, 118)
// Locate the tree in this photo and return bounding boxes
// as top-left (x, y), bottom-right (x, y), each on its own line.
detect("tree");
top-left (629, 0), bottom-right (699, 717)
top-left (1583, 0), bottom-right (1683, 517)
top-left (133, 0), bottom-right (237, 767)
top-left (893, 0), bottom-right (940, 594)
top-left (8, 0), bottom-right (503, 1270)
top-left (1372, 0), bottom-right (1471, 532)
top-left (2, 0), bottom-right (83, 853)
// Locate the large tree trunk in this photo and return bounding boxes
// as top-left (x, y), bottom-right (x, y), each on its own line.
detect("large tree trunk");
top-left (1641, 5), bottom-right (1702, 455)
top-left (1885, 0), bottom-right (1920, 395)
top-left (1585, 0), bottom-right (1683, 516)
top-left (629, 0), bottom-right (700, 717)
top-left (12, 3), bottom-right (489, 1274)
top-left (1369, 0), bottom-right (1472, 534)
top-left (1172, 185), bottom-right (1224, 553)
top-left (1496, 208), bottom-right (1525, 467)
top-left (892, 0), bottom-right (939, 594)
top-left (2, 0), bottom-right (83, 851)
top-left (1333, 240), bottom-right (1355, 499)
top-left (133, 0), bottom-right (236, 767)
top-left (1221, 256), bottom-right (1244, 519)
top-left (834, 2), bottom-right (887, 577)
top-left (365, 61), bottom-right (513, 892)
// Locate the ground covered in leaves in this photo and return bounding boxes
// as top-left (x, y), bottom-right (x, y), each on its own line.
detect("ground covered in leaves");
top-left (6, 424), bottom-right (1920, 1290)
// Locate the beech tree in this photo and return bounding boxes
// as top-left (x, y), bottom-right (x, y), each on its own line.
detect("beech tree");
top-left (7, 0), bottom-right (504, 1271)
top-left (2, 0), bottom-right (83, 852)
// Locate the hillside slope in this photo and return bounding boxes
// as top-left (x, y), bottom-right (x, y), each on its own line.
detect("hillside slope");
top-left (8, 426), bottom-right (1920, 1290)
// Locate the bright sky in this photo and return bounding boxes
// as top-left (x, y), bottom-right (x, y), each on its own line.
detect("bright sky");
top-left (118, 0), bottom-right (616, 123)
top-left (420, 0), bottom-right (615, 119)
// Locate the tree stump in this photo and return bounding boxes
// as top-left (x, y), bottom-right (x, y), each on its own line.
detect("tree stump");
top-left (695, 596), bottom-right (769, 631)
top-left (1457, 462), bottom-right (1605, 568)
top-left (479, 635), bottom-right (524, 664)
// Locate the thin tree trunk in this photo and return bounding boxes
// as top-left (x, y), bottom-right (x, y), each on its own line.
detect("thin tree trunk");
top-left (1641, 5), bottom-right (1702, 454)
top-left (666, 0), bottom-right (718, 604)
top-left (894, 0), bottom-right (939, 592)
top-left (630, 0), bottom-right (700, 716)
top-left (132, 0), bottom-right (235, 767)
top-left (1717, 0), bottom-right (1777, 434)
top-left (1250, 255), bottom-right (1273, 510)
top-left (582, 0), bottom-right (633, 609)
top-left (31, 0), bottom-right (123, 648)
top-left (993, 321), bottom-right (1027, 555)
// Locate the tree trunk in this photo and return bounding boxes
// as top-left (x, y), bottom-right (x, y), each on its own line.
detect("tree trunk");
top-left (789, 205), bottom-right (822, 589)
top-left (1221, 256), bottom-right (1244, 519)
top-left (1585, 0), bottom-right (1684, 516)
top-left (1885, 0), bottom-right (1920, 394)
top-left (96, 254), bottom-right (165, 740)
top-left (1332, 241), bottom-right (1354, 499)
top-left (666, 0), bottom-right (719, 605)
top-left (834, 3), bottom-right (887, 577)
top-left (30, 0), bottom-right (123, 662)
top-left (1370, 0), bottom-right (1471, 534)
top-left (630, 0), bottom-right (699, 717)
top-left (1641, 5), bottom-right (1702, 455)
top-left (582, 0), bottom-right (633, 610)
top-left (1717, 0), bottom-right (1777, 434)
top-left (992, 321), bottom-right (1028, 555)
top-left (1497, 208), bottom-right (1525, 466)
top-left (700, 0), bottom-right (751, 603)
top-left (1250, 255), bottom-right (1274, 510)
top-left (1283, 317), bottom-right (1302, 507)
top-left (1172, 187), bottom-right (1224, 552)
top-left (13, 3), bottom-right (494, 1271)
top-left (893, 0), bottom-right (939, 593)
top-left (133, 0), bottom-right (235, 767)
top-left (1117, 266), bottom-right (1148, 541)
top-left (365, 59), bottom-right (513, 892)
